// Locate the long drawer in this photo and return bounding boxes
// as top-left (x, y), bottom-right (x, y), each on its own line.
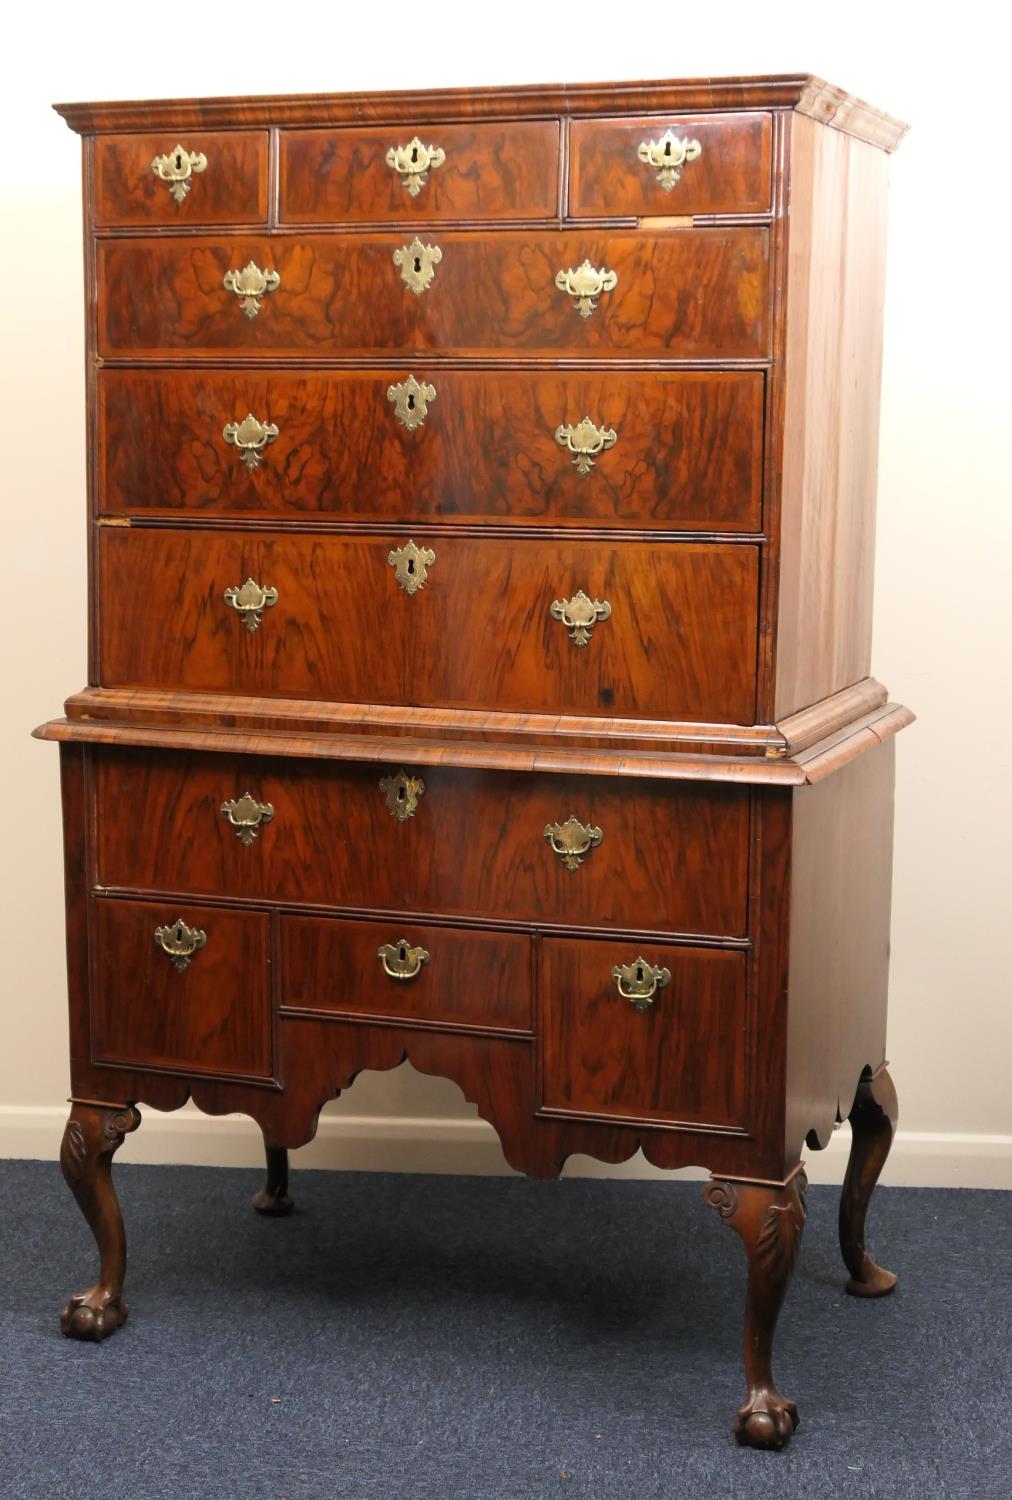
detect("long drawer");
top-left (97, 529), bottom-right (759, 723)
top-left (92, 750), bottom-right (751, 938)
top-left (98, 368), bottom-right (764, 532)
top-left (97, 228), bottom-right (770, 360)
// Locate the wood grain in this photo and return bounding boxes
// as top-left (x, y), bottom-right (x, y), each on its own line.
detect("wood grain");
top-left (773, 116), bottom-right (890, 718)
top-left (98, 367), bottom-right (764, 531)
top-left (90, 896), bottom-right (272, 1079)
top-left (569, 112), bottom-right (772, 217)
top-left (280, 915), bottom-right (532, 1033)
top-left (540, 936), bottom-right (748, 1127)
top-left (96, 528), bottom-right (761, 724)
top-left (92, 749), bottom-right (752, 936)
top-left (280, 121), bottom-right (560, 222)
top-left (93, 131), bottom-right (269, 226)
top-left (96, 228), bottom-right (771, 361)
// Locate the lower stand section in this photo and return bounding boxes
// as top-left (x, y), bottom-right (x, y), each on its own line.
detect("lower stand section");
top-left (840, 1066), bottom-right (898, 1297)
top-left (58, 1099), bottom-right (141, 1341)
top-left (705, 1170), bottom-right (808, 1450)
top-left (252, 1144), bottom-right (294, 1216)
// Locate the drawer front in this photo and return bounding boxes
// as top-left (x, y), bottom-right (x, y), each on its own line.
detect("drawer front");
top-left (97, 529), bottom-right (759, 724)
top-left (280, 916), bottom-right (532, 1033)
top-left (98, 368), bottom-right (764, 532)
top-left (93, 131), bottom-right (269, 226)
top-left (97, 229), bottom-right (770, 359)
top-left (280, 121), bottom-right (560, 222)
top-left (569, 113), bottom-right (772, 218)
top-left (90, 897), bottom-right (272, 1079)
top-left (94, 753), bottom-right (751, 938)
top-left (540, 937), bottom-right (747, 1128)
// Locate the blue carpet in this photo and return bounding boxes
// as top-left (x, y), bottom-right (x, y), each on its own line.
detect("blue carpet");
top-left (1, 1161), bottom-right (1009, 1499)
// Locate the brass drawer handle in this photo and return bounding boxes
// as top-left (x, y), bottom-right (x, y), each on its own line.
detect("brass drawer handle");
top-left (388, 375), bottom-right (436, 431)
top-left (378, 938), bottom-right (430, 981)
top-left (154, 917), bottom-right (207, 972)
top-left (637, 130), bottom-right (701, 192)
top-left (555, 260), bottom-right (618, 319)
top-left (151, 144), bottom-right (207, 203)
top-left (380, 770), bottom-right (425, 822)
top-left (222, 413), bottom-right (279, 472)
top-left (388, 540), bottom-right (435, 596)
top-left (393, 237), bottom-right (443, 295)
top-left (223, 260), bottom-right (280, 318)
top-left (550, 590), bottom-right (611, 647)
top-left (612, 957), bottom-right (671, 1014)
top-left (554, 417), bottom-right (617, 475)
top-left (223, 576), bottom-right (278, 632)
top-left (220, 792), bottom-right (274, 845)
top-left (386, 136), bottom-right (446, 197)
top-left (544, 815), bottom-right (603, 872)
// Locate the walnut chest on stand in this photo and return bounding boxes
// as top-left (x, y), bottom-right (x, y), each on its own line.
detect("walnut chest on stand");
top-left (38, 74), bottom-right (912, 1449)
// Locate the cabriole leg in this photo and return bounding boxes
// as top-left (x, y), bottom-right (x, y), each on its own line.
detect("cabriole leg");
top-left (840, 1065), bottom-right (898, 1297)
top-left (705, 1170), bottom-right (807, 1450)
top-left (252, 1144), bottom-right (293, 1216)
top-left (58, 1099), bottom-right (141, 1341)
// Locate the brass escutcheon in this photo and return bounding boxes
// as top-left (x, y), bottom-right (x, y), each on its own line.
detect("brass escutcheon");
top-left (544, 815), bottom-right (603, 872)
top-left (388, 540), bottom-right (435, 596)
top-left (637, 130), bottom-right (702, 191)
top-left (223, 260), bottom-right (280, 318)
top-left (393, 237), bottom-right (443, 295)
top-left (220, 792), bottom-right (275, 845)
top-left (223, 577), bottom-right (278, 632)
top-left (150, 144), bottom-right (207, 203)
top-left (387, 375), bottom-right (436, 432)
top-left (154, 918), bottom-right (207, 972)
top-left (554, 417), bottom-right (617, 475)
top-left (550, 590), bottom-right (611, 647)
top-left (385, 136), bottom-right (446, 197)
top-left (611, 957), bottom-right (671, 1014)
top-left (555, 259), bottom-right (618, 318)
top-left (377, 938), bottom-right (430, 980)
top-left (222, 413), bottom-right (279, 472)
top-left (379, 770), bottom-right (426, 822)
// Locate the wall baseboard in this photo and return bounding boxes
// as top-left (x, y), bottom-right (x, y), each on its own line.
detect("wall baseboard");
top-left (2, 1104), bottom-right (1010, 1188)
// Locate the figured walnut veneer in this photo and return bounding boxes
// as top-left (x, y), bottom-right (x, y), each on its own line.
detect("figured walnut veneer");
top-left (39, 74), bottom-right (911, 1449)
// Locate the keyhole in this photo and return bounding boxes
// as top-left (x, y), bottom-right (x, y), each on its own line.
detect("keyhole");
top-left (407, 394), bottom-right (415, 410)
top-left (397, 784), bottom-right (406, 802)
top-left (636, 964), bottom-right (645, 982)
top-left (174, 152), bottom-right (183, 171)
top-left (411, 146), bottom-right (419, 163)
top-left (663, 140), bottom-right (672, 158)
top-left (399, 944), bottom-right (408, 962)
top-left (413, 256), bottom-right (422, 273)
top-left (407, 559), bottom-right (415, 575)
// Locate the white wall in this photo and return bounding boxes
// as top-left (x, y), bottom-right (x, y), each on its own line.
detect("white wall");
top-left (2, 1), bottom-right (1010, 1186)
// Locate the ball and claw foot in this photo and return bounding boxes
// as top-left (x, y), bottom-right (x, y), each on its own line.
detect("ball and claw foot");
top-left (734, 1390), bottom-right (799, 1450)
top-left (60, 1284), bottom-right (129, 1342)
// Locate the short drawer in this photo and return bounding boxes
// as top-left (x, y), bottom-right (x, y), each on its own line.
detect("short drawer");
top-left (96, 228), bottom-right (771, 360)
top-left (569, 113), bottom-right (772, 218)
top-left (90, 897), bottom-right (272, 1079)
top-left (93, 131), bottom-right (269, 226)
top-left (279, 121), bottom-right (559, 222)
top-left (93, 752), bottom-right (751, 938)
top-left (280, 916), bottom-right (532, 1033)
top-left (98, 367), bottom-right (764, 533)
top-left (97, 529), bottom-right (759, 725)
top-left (539, 936), bottom-right (747, 1129)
